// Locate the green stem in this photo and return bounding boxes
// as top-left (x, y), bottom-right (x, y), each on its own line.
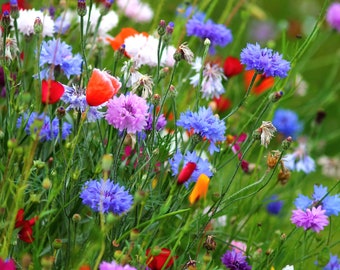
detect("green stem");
top-left (80, 16), bottom-right (89, 83)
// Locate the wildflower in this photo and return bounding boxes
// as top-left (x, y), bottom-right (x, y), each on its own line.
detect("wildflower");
top-left (189, 174), bottom-right (210, 204)
top-left (283, 141), bottom-right (315, 174)
top-left (223, 56), bottom-right (243, 78)
top-left (80, 179), bottom-right (133, 214)
top-left (144, 105), bottom-right (167, 132)
top-left (221, 249), bottom-right (252, 270)
top-left (146, 248), bottom-right (176, 270)
top-left (15, 209), bottom-right (38, 243)
top-left (106, 93), bottom-right (149, 133)
top-left (39, 38), bottom-right (83, 80)
top-left (230, 240), bottom-right (247, 255)
top-left (16, 112), bottom-right (72, 141)
top-left (240, 43), bottom-right (290, 78)
top-left (266, 195), bottom-right (284, 215)
top-left (323, 254), bottom-right (340, 270)
top-left (131, 74), bottom-right (153, 99)
top-left (326, 2), bottom-right (340, 32)
top-left (177, 107), bottom-right (226, 154)
top-left (294, 184), bottom-right (340, 216)
top-left (99, 260), bottom-right (137, 270)
top-left (228, 133), bottom-right (251, 173)
top-left (282, 266), bottom-right (294, 270)
top-left (186, 11), bottom-right (233, 54)
top-left (210, 96), bottom-right (231, 113)
top-left (244, 70), bottom-right (275, 94)
top-left (124, 34), bottom-right (176, 68)
top-left (17, 9), bottom-right (54, 37)
top-left (0, 258), bottom-right (15, 270)
top-left (176, 42), bottom-right (194, 64)
top-left (291, 205), bottom-right (329, 233)
top-left (253, 121), bottom-right (276, 148)
top-left (116, 0), bottom-right (153, 23)
top-left (107, 28), bottom-right (148, 51)
top-left (190, 57), bottom-right (226, 99)
top-left (272, 109), bottom-right (302, 139)
top-left (41, 79), bottom-right (64, 104)
top-left (86, 68), bottom-right (121, 106)
top-left (177, 162), bottom-right (197, 184)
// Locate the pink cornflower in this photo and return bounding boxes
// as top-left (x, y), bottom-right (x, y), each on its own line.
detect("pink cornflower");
top-left (105, 93), bottom-right (149, 133)
top-left (291, 205), bottom-right (329, 233)
top-left (326, 2), bottom-right (340, 32)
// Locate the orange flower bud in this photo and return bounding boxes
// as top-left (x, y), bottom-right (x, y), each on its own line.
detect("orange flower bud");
top-left (189, 174), bottom-right (210, 205)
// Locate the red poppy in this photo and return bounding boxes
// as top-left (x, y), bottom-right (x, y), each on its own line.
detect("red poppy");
top-left (211, 96), bottom-right (232, 113)
top-left (223, 56), bottom-right (243, 77)
top-left (146, 248), bottom-right (176, 270)
top-left (244, 70), bottom-right (274, 95)
top-left (86, 68), bottom-right (121, 106)
top-left (107, 28), bottom-right (148, 51)
top-left (177, 162), bottom-right (196, 184)
top-left (41, 79), bottom-right (65, 104)
top-left (15, 209), bottom-right (38, 243)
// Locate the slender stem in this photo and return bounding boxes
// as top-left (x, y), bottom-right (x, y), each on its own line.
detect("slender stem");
top-left (80, 16), bottom-right (89, 83)
top-left (112, 130), bottom-right (127, 180)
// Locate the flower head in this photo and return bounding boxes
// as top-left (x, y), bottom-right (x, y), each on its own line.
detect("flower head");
top-left (283, 141), bottom-right (315, 174)
top-left (272, 109), bottom-right (302, 139)
top-left (223, 56), bottom-right (243, 78)
top-left (41, 79), bottom-right (64, 104)
top-left (80, 179), bottom-right (133, 214)
top-left (323, 254), bottom-right (340, 270)
top-left (116, 0), bottom-right (153, 23)
top-left (105, 93), bottom-right (149, 133)
top-left (15, 209), bottom-right (38, 243)
top-left (190, 57), bottom-right (226, 99)
top-left (186, 12), bottom-right (233, 54)
top-left (17, 9), bottom-right (54, 37)
top-left (86, 68), bottom-right (121, 106)
top-left (253, 121), bottom-right (276, 148)
top-left (282, 266), bottom-right (294, 270)
top-left (291, 205), bottom-right (329, 233)
top-left (0, 258), bottom-right (15, 270)
top-left (221, 249), bottom-right (252, 270)
top-left (99, 260), bottom-right (137, 270)
top-left (177, 107), bottom-right (226, 154)
top-left (131, 74), bottom-right (153, 99)
top-left (169, 151), bottom-right (213, 187)
top-left (189, 174), bottom-right (210, 204)
top-left (146, 248), bottom-right (176, 270)
top-left (266, 195), bottom-right (284, 215)
top-left (144, 105), bottom-right (167, 132)
top-left (240, 43), bottom-right (290, 78)
top-left (326, 2), bottom-right (340, 32)
top-left (39, 38), bottom-right (83, 79)
top-left (177, 42), bottom-right (194, 63)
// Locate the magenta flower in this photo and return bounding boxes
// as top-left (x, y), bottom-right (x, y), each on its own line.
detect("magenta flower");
top-left (291, 205), bottom-right (329, 233)
top-left (105, 93), bottom-right (149, 133)
top-left (326, 2), bottom-right (340, 32)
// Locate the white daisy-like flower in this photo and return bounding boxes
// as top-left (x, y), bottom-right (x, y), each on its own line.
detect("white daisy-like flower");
top-left (17, 9), bottom-right (55, 37)
top-left (116, 0), bottom-right (153, 22)
top-left (124, 34), bottom-right (176, 68)
top-left (190, 57), bottom-right (226, 99)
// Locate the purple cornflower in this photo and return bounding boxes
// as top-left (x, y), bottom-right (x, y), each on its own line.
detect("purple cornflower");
top-left (240, 43), bottom-right (290, 78)
top-left (61, 85), bottom-right (104, 122)
top-left (177, 107), bottom-right (226, 154)
top-left (266, 195), bottom-right (284, 215)
top-left (39, 38), bottom-right (83, 79)
top-left (326, 2), bottom-right (340, 32)
top-left (294, 184), bottom-right (340, 216)
top-left (186, 12), bottom-right (233, 54)
top-left (105, 93), bottom-right (149, 133)
top-left (144, 105), bottom-right (167, 131)
top-left (324, 254), bottom-right (340, 270)
top-left (99, 260), bottom-right (137, 270)
top-left (284, 141), bottom-right (315, 174)
top-left (169, 151), bottom-right (213, 187)
top-left (80, 179), bottom-right (133, 214)
top-left (272, 109), bottom-right (302, 139)
top-left (17, 112), bottom-right (72, 141)
top-left (291, 205), bottom-right (329, 233)
top-left (221, 249), bottom-right (252, 270)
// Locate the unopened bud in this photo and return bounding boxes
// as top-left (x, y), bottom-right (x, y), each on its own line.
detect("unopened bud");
top-left (281, 136), bottom-right (292, 151)
top-left (34, 17), bottom-right (43, 35)
top-left (150, 246), bottom-right (162, 256)
top-left (42, 178), bottom-right (52, 189)
top-left (269, 91), bottom-right (283, 102)
top-left (72, 213), bottom-right (81, 223)
top-left (130, 229), bottom-right (140, 241)
top-left (102, 154), bottom-right (113, 172)
top-left (157, 20), bottom-right (166, 36)
top-left (1, 11), bottom-right (11, 30)
top-left (152, 94), bottom-right (161, 105)
top-left (10, 1), bottom-right (19, 19)
top-left (53, 239), bottom-right (62, 249)
top-left (77, 0), bottom-right (87, 17)
top-left (56, 106), bottom-right (66, 119)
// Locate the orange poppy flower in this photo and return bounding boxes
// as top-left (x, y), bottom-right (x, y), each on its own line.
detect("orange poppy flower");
top-left (189, 174), bottom-right (210, 205)
top-left (86, 68), bottom-right (121, 106)
top-left (107, 28), bottom-right (148, 51)
top-left (244, 70), bottom-right (275, 95)
top-left (41, 79), bottom-right (64, 104)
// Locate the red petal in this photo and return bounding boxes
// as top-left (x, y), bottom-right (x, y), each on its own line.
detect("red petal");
top-left (15, 208), bottom-right (25, 226)
top-left (41, 80), bottom-right (65, 104)
top-left (223, 56), bottom-right (243, 77)
top-left (177, 162), bottom-right (196, 184)
top-left (146, 248), bottom-right (175, 270)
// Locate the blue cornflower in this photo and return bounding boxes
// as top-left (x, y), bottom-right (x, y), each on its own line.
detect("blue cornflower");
top-left (266, 195), bottom-right (284, 215)
top-left (272, 109), bottom-right (302, 139)
top-left (39, 38), bottom-right (83, 79)
top-left (284, 141), bottom-right (315, 174)
top-left (240, 43), bottom-right (290, 78)
top-left (80, 179), bottom-right (133, 215)
top-left (169, 151), bottom-right (213, 187)
top-left (17, 112), bottom-right (72, 141)
top-left (61, 85), bottom-right (104, 122)
top-left (177, 107), bottom-right (226, 154)
top-left (221, 249), bottom-right (252, 270)
top-left (186, 12), bottom-right (233, 54)
top-left (294, 184), bottom-right (340, 216)
top-left (324, 254), bottom-right (340, 270)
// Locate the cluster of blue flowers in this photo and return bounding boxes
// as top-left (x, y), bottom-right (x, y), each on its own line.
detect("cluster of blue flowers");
top-left (240, 43), bottom-right (291, 78)
top-left (272, 108), bottom-right (302, 139)
top-left (177, 107), bottom-right (226, 154)
top-left (17, 112), bottom-right (72, 141)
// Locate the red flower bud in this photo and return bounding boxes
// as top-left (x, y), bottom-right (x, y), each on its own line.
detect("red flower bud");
top-left (177, 162), bottom-right (196, 184)
top-left (223, 56), bottom-right (243, 77)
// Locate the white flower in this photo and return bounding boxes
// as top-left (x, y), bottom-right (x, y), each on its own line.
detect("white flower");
top-left (282, 265), bottom-right (294, 270)
top-left (257, 121), bottom-right (277, 148)
top-left (17, 9), bottom-right (54, 37)
top-left (124, 34), bottom-right (176, 68)
top-left (116, 0), bottom-right (153, 22)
